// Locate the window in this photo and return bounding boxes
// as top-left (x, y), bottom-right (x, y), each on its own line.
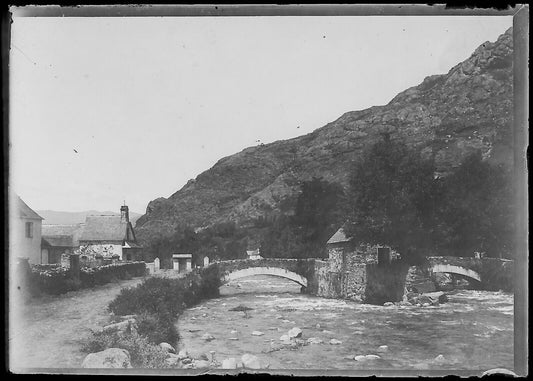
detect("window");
top-left (126, 253), bottom-right (132, 261)
top-left (377, 247), bottom-right (391, 266)
top-left (25, 222), bottom-right (33, 238)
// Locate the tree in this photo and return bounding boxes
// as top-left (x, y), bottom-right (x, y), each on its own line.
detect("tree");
top-left (293, 177), bottom-right (346, 245)
top-left (260, 177), bottom-right (345, 259)
top-left (434, 152), bottom-right (514, 258)
top-left (344, 135), bottom-right (438, 263)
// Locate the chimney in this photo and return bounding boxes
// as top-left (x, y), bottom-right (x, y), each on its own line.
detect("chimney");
top-left (120, 204), bottom-right (129, 223)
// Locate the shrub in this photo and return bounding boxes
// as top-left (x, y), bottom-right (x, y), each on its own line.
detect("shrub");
top-left (107, 266), bottom-right (221, 346)
top-left (136, 312), bottom-right (179, 345)
top-left (82, 330), bottom-right (169, 368)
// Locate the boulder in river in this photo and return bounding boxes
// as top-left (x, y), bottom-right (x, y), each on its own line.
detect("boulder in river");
top-left (279, 334), bottom-right (290, 342)
top-left (354, 355), bottom-right (366, 361)
top-left (221, 358), bottom-right (238, 369)
top-left (329, 339), bottom-right (342, 345)
top-left (364, 355), bottom-right (381, 360)
top-left (194, 360), bottom-right (211, 369)
top-left (383, 302), bottom-right (394, 307)
top-left (251, 331), bottom-right (264, 336)
top-left (241, 354), bottom-right (264, 369)
top-left (165, 356), bottom-right (180, 367)
top-left (306, 337), bottom-right (323, 344)
top-left (81, 348), bottom-right (132, 368)
top-left (377, 345), bottom-right (389, 353)
top-left (288, 327), bottom-right (302, 339)
top-left (424, 291), bottom-right (448, 304)
top-left (433, 354), bottom-right (446, 363)
top-left (177, 349), bottom-right (188, 360)
top-left (159, 342), bottom-right (175, 353)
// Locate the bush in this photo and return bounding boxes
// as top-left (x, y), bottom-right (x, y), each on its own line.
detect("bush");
top-left (82, 330), bottom-right (169, 368)
top-left (136, 312), bottom-right (179, 345)
top-left (107, 266), bottom-right (221, 346)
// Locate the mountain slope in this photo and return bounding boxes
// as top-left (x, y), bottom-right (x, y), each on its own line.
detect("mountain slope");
top-left (136, 28), bottom-right (513, 243)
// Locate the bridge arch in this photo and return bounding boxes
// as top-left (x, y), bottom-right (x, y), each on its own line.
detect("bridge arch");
top-left (221, 266), bottom-right (308, 287)
top-left (430, 264), bottom-right (481, 282)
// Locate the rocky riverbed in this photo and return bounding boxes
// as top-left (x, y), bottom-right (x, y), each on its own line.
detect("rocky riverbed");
top-left (175, 275), bottom-right (513, 371)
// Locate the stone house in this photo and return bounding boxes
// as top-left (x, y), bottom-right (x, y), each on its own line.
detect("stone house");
top-left (326, 227), bottom-right (399, 269)
top-left (41, 223), bottom-right (84, 264)
top-left (11, 195), bottom-right (44, 264)
top-left (321, 227), bottom-right (405, 303)
top-left (78, 205), bottom-right (143, 261)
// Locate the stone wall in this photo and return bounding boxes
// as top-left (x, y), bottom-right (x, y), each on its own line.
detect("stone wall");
top-left (314, 255), bottom-right (408, 304)
top-left (364, 262), bottom-right (410, 304)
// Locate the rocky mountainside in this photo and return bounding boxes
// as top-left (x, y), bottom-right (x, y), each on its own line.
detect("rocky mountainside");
top-left (136, 28), bottom-right (513, 243)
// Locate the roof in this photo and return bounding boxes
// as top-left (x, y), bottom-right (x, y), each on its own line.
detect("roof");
top-left (42, 224), bottom-right (84, 247)
top-left (326, 227), bottom-right (352, 245)
top-left (173, 254), bottom-right (192, 259)
top-left (79, 215), bottom-right (128, 242)
top-left (17, 196), bottom-right (43, 220)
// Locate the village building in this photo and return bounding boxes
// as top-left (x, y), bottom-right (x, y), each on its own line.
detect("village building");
top-left (246, 248), bottom-right (263, 260)
top-left (12, 195), bottom-right (44, 264)
top-left (326, 227), bottom-right (399, 270)
top-left (41, 223), bottom-right (84, 264)
top-left (172, 254), bottom-right (192, 273)
top-left (78, 205), bottom-right (143, 261)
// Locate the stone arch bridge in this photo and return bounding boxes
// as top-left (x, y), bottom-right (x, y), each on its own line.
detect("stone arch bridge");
top-left (426, 256), bottom-right (513, 290)
top-left (209, 258), bottom-right (319, 291)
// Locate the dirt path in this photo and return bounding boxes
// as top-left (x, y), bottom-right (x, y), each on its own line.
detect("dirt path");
top-left (9, 276), bottom-right (145, 371)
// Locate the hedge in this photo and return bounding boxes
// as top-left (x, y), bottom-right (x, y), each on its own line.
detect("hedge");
top-left (105, 265), bottom-right (221, 347)
top-left (26, 261), bottom-right (147, 296)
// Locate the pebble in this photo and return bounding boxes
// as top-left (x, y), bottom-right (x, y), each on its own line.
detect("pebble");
top-left (201, 333), bottom-right (215, 342)
top-left (306, 337), bottom-right (323, 344)
top-left (377, 345), bottom-right (389, 353)
top-left (251, 331), bottom-right (264, 336)
top-left (228, 337), bottom-right (239, 341)
top-left (288, 327), bottom-right (302, 339)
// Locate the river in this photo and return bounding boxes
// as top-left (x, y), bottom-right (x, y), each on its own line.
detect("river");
top-left (177, 275), bottom-right (513, 371)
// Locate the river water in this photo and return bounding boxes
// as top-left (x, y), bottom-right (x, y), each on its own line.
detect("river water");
top-left (177, 275), bottom-right (513, 371)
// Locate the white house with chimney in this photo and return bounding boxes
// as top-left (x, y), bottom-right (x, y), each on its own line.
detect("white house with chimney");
top-left (77, 205), bottom-right (143, 261)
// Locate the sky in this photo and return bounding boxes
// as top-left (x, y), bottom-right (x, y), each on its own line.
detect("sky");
top-left (9, 15), bottom-right (513, 214)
